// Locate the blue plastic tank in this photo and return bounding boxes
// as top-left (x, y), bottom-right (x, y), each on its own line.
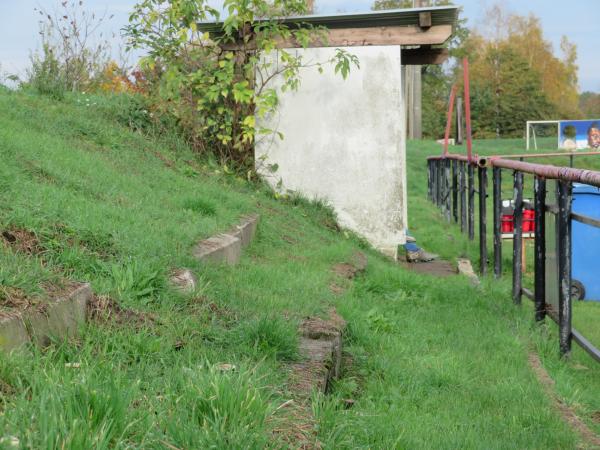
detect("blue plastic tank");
top-left (572, 183), bottom-right (600, 301)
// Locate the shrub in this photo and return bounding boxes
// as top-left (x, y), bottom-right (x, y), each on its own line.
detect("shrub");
top-left (27, 1), bottom-right (114, 97)
top-left (125, 0), bottom-right (359, 172)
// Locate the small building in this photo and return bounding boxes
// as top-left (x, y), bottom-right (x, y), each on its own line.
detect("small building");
top-left (203, 6), bottom-right (458, 257)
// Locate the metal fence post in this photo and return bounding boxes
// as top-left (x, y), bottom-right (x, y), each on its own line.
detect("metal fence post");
top-left (493, 167), bottom-right (502, 278)
top-left (557, 180), bottom-right (572, 357)
top-left (452, 160), bottom-right (458, 222)
top-left (427, 160), bottom-right (432, 201)
top-left (432, 160), bottom-right (438, 206)
top-left (436, 160), bottom-right (442, 208)
top-left (468, 163), bottom-right (475, 240)
top-left (534, 176), bottom-right (546, 322)
top-left (478, 166), bottom-right (488, 275)
top-left (445, 159), bottom-right (451, 221)
top-left (512, 171), bottom-right (524, 304)
top-left (460, 162), bottom-right (467, 233)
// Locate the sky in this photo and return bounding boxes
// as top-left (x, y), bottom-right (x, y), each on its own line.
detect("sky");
top-left (1, 0), bottom-right (599, 92)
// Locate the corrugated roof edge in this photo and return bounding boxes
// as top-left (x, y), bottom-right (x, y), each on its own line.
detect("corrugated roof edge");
top-left (197, 6), bottom-right (458, 33)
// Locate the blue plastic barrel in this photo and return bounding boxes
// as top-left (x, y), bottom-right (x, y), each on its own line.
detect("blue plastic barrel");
top-left (572, 183), bottom-right (600, 301)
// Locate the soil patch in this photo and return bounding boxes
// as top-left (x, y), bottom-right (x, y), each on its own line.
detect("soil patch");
top-left (332, 263), bottom-right (357, 280)
top-left (528, 352), bottom-right (600, 447)
top-left (0, 287), bottom-right (31, 318)
top-left (398, 259), bottom-right (457, 277)
top-left (330, 252), bottom-right (368, 294)
top-left (1, 228), bottom-right (42, 255)
top-left (0, 280), bottom-right (80, 319)
top-left (87, 294), bottom-right (154, 327)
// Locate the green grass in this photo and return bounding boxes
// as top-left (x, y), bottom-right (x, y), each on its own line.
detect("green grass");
top-left (408, 138), bottom-right (600, 440)
top-left (0, 89), bottom-right (598, 448)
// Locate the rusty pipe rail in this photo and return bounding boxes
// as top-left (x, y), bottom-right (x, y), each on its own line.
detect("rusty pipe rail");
top-left (490, 151), bottom-right (600, 160)
top-left (429, 153), bottom-right (600, 188)
top-left (480, 157), bottom-right (600, 188)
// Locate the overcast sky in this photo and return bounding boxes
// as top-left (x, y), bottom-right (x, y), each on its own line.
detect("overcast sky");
top-left (1, 0), bottom-right (598, 92)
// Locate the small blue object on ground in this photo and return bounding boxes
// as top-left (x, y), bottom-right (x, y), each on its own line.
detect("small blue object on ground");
top-left (572, 183), bottom-right (600, 301)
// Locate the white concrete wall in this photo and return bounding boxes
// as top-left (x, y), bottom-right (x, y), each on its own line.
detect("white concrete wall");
top-left (256, 46), bottom-right (407, 257)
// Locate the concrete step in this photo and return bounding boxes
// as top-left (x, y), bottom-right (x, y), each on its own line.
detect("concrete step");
top-left (0, 283), bottom-right (92, 353)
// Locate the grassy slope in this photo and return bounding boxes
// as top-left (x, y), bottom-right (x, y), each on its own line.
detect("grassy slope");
top-left (0, 90), bottom-right (596, 448)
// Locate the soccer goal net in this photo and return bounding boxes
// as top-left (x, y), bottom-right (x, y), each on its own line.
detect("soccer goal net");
top-left (526, 120), bottom-right (560, 151)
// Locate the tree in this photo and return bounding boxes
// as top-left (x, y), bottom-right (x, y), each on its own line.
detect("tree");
top-left (465, 37), bottom-right (553, 137)
top-left (456, 5), bottom-right (582, 137)
top-left (125, 0), bottom-right (357, 172)
top-left (580, 92), bottom-right (600, 118)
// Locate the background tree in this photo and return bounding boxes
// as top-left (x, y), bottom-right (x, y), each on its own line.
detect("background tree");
top-left (580, 92), bottom-right (600, 118)
top-left (454, 4), bottom-right (581, 137)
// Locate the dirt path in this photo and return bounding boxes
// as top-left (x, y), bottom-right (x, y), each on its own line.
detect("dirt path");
top-left (528, 352), bottom-right (600, 448)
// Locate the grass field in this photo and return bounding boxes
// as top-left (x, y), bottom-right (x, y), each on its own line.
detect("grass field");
top-left (0, 89), bottom-right (598, 448)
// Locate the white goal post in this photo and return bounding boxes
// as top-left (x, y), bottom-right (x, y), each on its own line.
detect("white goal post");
top-left (526, 120), bottom-right (560, 151)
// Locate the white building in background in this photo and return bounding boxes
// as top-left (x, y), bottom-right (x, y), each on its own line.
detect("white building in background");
top-left (201, 7), bottom-right (458, 258)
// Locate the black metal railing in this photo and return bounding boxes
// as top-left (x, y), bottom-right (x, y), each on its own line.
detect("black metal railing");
top-left (427, 153), bottom-right (600, 362)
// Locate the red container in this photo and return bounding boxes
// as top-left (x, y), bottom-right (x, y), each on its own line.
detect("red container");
top-left (501, 214), bottom-right (514, 233)
top-left (523, 209), bottom-right (535, 232)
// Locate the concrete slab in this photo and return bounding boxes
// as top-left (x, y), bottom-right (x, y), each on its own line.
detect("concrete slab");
top-left (25, 283), bottom-right (91, 347)
top-left (193, 214), bottom-right (259, 265)
top-left (0, 314), bottom-right (30, 353)
top-left (193, 233), bottom-right (242, 265)
top-left (457, 258), bottom-right (480, 285)
top-left (0, 283), bottom-right (91, 352)
top-left (290, 310), bottom-right (346, 395)
top-left (236, 214), bottom-right (260, 247)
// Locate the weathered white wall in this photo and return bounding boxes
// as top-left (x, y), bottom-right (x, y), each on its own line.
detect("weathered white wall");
top-left (256, 45), bottom-right (407, 257)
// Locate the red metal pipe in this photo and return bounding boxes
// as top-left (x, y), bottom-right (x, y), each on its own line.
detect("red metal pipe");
top-left (488, 151), bottom-right (600, 160)
top-left (483, 157), bottom-right (600, 188)
top-left (429, 153), bottom-right (600, 188)
top-left (442, 84), bottom-right (457, 156)
top-left (463, 58), bottom-right (473, 162)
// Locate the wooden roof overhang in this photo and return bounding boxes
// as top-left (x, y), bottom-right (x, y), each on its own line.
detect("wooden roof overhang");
top-left (198, 6), bottom-right (458, 65)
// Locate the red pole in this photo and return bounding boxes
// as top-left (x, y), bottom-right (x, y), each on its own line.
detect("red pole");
top-left (463, 57), bottom-right (473, 162)
top-left (443, 84), bottom-right (457, 156)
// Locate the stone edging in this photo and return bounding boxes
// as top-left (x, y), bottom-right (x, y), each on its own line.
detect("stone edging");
top-left (0, 283), bottom-right (91, 353)
top-left (457, 258), bottom-right (480, 285)
top-left (290, 309), bottom-right (347, 396)
top-left (170, 214), bottom-right (260, 293)
top-left (192, 214), bottom-right (260, 266)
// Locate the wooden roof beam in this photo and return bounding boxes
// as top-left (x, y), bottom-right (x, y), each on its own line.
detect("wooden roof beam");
top-left (219, 24), bottom-right (453, 50)
top-left (402, 47), bottom-right (449, 65)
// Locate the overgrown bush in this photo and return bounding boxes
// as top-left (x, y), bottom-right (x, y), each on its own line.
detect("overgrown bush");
top-left (125, 0), bottom-right (358, 173)
top-left (27, 1), bottom-right (114, 98)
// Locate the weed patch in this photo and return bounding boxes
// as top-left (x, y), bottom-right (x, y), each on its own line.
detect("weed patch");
top-left (235, 315), bottom-right (299, 361)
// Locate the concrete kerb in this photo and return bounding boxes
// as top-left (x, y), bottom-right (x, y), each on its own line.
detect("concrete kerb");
top-left (193, 233), bottom-right (242, 265)
top-left (0, 314), bottom-right (30, 353)
top-left (457, 258), bottom-right (480, 285)
top-left (192, 214), bottom-right (260, 266)
top-left (0, 283), bottom-right (92, 353)
top-left (235, 213), bottom-right (260, 248)
top-left (291, 310), bottom-right (347, 396)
